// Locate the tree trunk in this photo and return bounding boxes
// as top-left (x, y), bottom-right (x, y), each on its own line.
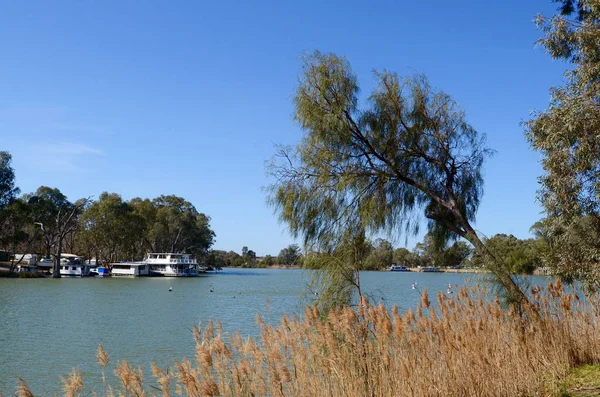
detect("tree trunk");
top-left (461, 221), bottom-right (532, 313)
top-left (53, 239), bottom-right (62, 278)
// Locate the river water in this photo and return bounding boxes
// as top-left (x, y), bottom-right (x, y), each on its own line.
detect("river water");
top-left (0, 269), bottom-right (548, 395)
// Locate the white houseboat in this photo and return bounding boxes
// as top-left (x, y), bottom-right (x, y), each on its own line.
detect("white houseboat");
top-left (37, 257), bottom-right (54, 272)
top-left (111, 262), bottom-right (149, 277)
top-left (146, 253), bottom-right (201, 277)
top-left (389, 265), bottom-right (410, 272)
top-left (59, 254), bottom-right (93, 277)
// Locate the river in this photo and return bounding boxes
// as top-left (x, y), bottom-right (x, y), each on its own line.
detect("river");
top-left (0, 268), bottom-right (548, 395)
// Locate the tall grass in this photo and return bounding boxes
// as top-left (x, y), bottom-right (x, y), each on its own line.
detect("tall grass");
top-left (18, 280), bottom-right (600, 396)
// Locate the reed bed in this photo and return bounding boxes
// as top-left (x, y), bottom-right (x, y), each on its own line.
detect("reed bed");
top-left (18, 280), bottom-right (600, 396)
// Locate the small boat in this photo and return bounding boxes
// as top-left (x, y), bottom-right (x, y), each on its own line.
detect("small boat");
top-left (96, 267), bottom-right (111, 277)
top-left (389, 265), bottom-right (410, 272)
top-left (37, 257), bottom-right (54, 271)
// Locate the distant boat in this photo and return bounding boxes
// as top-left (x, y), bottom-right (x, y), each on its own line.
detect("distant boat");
top-left (420, 266), bottom-right (441, 273)
top-left (389, 265), bottom-right (410, 272)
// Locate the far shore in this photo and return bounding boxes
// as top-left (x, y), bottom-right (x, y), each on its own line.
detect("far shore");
top-left (1, 261), bottom-right (550, 276)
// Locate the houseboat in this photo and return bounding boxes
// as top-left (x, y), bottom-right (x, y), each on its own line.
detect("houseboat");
top-left (37, 257), bottom-right (54, 272)
top-left (111, 262), bottom-right (149, 277)
top-left (59, 255), bottom-right (93, 277)
top-left (389, 265), bottom-right (410, 272)
top-left (145, 253), bottom-right (201, 277)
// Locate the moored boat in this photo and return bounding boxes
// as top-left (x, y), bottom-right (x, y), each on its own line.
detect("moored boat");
top-left (59, 255), bottom-right (94, 277)
top-left (96, 267), bottom-right (111, 277)
top-left (389, 265), bottom-right (410, 272)
top-left (420, 266), bottom-right (441, 272)
top-left (146, 253), bottom-right (203, 277)
top-left (111, 262), bottom-right (149, 277)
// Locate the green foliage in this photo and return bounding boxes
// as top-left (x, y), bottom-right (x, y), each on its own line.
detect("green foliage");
top-left (269, 52), bottom-right (490, 247)
top-left (77, 192), bottom-right (144, 263)
top-left (444, 241), bottom-right (472, 268)
top-left (559, 364), bottom-right (600, 397)
top-left (24, 186), bottom-right (89, 277)
top-left (412, 232), bottom-right (472, 268)
top-left (304, 229), bottom-right (370, 312)
top-left (392, 247), bottom-right (416, 267)
top-left (262, 254), bottom-right (275, 267)
top-left (471, 234), bottom-right (543, 275)
top-left (363, 238), bottom-right (392, 270)
top-left (127, 195), bottom-right (215, 260)
top-left (205, 250), bottom-right (226, 269)
top-left (269, 51), bottom-right (527, 308)
top-left (209, 250), bottom-right (243, 267)
top-left (0, 199), bottom-right (32, 257)
top-left (0, 151), bottom-right (19, 209)
top-left (526, 1), bottom-right (600, 287)
top-left (277, 244), bottom-right (302, 266)
top-left (78, 194), bottom-right (216, 264)
top-left (545, 216), bottom-right (600, 288)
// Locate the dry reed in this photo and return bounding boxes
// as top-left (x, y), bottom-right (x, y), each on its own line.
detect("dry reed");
top-left (15, 280), bottom-right (600, 396)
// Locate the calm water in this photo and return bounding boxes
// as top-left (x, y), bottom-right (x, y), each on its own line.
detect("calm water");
top-left (0, 269), bottom-right (547, 394)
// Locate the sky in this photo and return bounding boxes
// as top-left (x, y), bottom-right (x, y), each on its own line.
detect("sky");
top-left (0, 1), bottom-right (569, 256)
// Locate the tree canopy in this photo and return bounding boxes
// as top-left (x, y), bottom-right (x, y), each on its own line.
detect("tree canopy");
top-left (526, 0), bottom-right (600, 288)
top-left (0, 151), bottom-right (19, 209)
top-left (269, 51), bottom-right (527, 306)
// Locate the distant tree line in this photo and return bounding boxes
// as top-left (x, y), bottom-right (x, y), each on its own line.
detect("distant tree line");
top-left (206, 243), bottom-right (304, 268)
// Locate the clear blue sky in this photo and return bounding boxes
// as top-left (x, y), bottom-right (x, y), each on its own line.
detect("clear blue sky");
top-left (1, 1), bottom-right (567, 256)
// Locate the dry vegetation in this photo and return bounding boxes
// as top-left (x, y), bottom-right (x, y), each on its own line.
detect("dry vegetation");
top-left (16, 280), bottom-right (600, 397)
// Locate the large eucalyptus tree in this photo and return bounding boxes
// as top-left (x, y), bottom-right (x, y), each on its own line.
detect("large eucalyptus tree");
top-left (526, 0), bottom-right (600, 288)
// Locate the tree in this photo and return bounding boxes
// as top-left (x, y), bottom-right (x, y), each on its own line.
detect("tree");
top-left (305, 227), bottom-right (371, 313)
top-left (0, 199), bottom-right (36, 272)
top-left (277, 244), bottom-right (302, 266)
top-left (444, 241), bottom-right (472, 268)
top-left (392, 247), bottom-right (416, 267)
top-left (205, 250), bottom-right (226, 270)
top-left (224, 250), bottom-right (243, 267)
top-left (363, 238), bottom-right (393, 270)
top-left (241, 247), bottom-right (256, 267)
top-left (471, 234), bottom-right (540, 275)
top-left (526, 1), bottom-right (600, 288)
top-left (0, 151), bottom-right (24, 263)
top-left (78, 192), bottom-right (144, 264)
top-left (262, 254), bottom-right (275, 267)
top-left (269, 52), bottom-right (528, 308)
top-left (129, 195), bottom-right (215, 259)
top-left (414, 233), bottom-right (445, 267)
top-left (27, 187), bottom-right (89, 277)
top-left (0, 151), bottom-right (19, 209)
